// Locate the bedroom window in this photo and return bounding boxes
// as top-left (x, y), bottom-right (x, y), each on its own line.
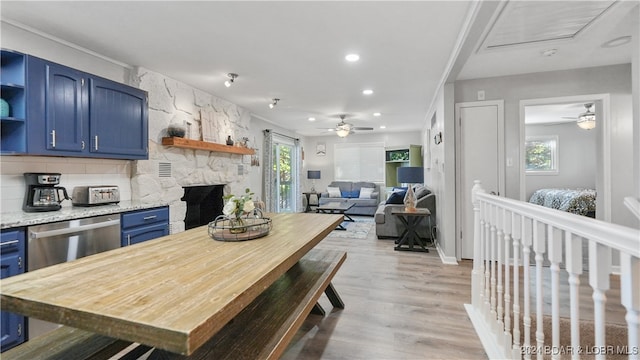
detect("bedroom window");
top-left (525, 136), bottom-right (558, 174)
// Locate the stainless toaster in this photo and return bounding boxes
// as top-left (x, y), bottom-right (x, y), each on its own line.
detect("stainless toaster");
top-left (72, 185), bottom-right (120, 206)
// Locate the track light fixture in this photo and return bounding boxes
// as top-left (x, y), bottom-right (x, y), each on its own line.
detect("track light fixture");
top-left (269, 98), bottom-right (280, 109)
top-left (224, 73), bottom-right (238, 87)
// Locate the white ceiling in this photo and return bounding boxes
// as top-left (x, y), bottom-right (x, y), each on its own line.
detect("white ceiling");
top-left (0, 1), bottom-right (637, 137)
top-left (525, 103), bottom-right (589, 125)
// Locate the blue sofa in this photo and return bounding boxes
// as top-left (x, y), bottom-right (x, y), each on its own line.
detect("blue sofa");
top-left (319, 181), bottom-right (380, 216)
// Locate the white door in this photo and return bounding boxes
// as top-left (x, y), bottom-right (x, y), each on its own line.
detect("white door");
top-left (456, 101), bottom-right (504, 259)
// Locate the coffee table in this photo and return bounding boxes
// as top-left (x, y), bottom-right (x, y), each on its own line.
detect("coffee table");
top-left (316, 202), bottom-right (355, 230)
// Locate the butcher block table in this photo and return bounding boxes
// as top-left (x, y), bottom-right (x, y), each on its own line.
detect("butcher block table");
top-left (0, 213), bottom-right (344, 357)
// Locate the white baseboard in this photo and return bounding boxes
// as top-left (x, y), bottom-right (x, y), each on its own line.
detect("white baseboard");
top-left (436, 241), bottom-right (458, 265)
top-left (464, 304), bottom-right (504, 360)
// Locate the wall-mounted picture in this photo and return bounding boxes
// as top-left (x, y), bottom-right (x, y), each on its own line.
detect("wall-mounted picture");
top-left (316, 142), bottom-right (326, 156)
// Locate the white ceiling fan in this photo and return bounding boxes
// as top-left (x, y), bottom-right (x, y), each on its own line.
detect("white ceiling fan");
top-left (561, 103), bottom-right (596, 130)
top-left (325, 115), bottom-right (374, 137)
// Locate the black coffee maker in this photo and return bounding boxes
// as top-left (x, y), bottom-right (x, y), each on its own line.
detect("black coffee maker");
top-left (23, 173), bottom-right (69, 212)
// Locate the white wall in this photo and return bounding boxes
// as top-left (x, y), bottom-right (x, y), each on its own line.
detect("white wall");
top-left (302, 132), bottom-right (421, 194)
top-left (525, 122), bottom-right (597, 200)
top-left (1, 21), bottom-right (130, 84)
top-left (454, 64), bottom-right (636, 229)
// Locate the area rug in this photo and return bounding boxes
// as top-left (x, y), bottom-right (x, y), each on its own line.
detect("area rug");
top-left (328, 221), bottom-right (374, 239)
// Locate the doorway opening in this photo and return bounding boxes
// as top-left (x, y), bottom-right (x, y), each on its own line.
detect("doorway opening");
top-left (519, 94), bottom-right (611, 222)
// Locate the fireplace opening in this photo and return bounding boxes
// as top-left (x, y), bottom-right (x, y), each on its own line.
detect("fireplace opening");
top-left (181, 185), bottom-right (224, 230)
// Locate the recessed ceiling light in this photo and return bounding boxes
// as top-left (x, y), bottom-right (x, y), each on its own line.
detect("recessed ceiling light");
top-left (602, 36), bottom-right (631, 48)
top-left (373, 112), bottom-right (381, 117)
top-left (308, 117), bottom-right (316, 122)
top-left (362, 89), bottom-right (374, 95)
top-left (345, 54), bottom-right (360, 62)
top-left (541, 49), bottom-right (557, 57)
top-left (380, 125), bottom-right (386, 129)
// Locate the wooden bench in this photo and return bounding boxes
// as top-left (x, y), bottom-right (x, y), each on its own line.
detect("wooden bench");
top-left (2, 248), bottom-right (346, 360)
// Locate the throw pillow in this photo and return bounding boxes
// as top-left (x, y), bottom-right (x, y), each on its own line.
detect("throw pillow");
top-left (392, 186), bottom-right (408, 193)
top-left (341, 190), bottom-right (359, 198)
top-left (385, 190), bottom-right (406, 204)
top-left (327, 187), bottom-right (341, 198)
top-left (359, 187), bottom-right (374, 199)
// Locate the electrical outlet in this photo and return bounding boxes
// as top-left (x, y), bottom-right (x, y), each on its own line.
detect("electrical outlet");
top-left (477, 90), bottom-right (485, 101)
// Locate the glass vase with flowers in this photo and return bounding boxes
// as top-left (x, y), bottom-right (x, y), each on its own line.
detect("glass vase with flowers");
top-left (222, 188), bottom-right (255, 233)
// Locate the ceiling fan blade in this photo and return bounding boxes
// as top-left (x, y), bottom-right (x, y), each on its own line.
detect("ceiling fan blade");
top-left (352, 127), bottom-right (374, 130)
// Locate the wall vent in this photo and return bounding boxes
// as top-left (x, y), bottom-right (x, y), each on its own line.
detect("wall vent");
top-left (159, 162), bottom-right (172, 177)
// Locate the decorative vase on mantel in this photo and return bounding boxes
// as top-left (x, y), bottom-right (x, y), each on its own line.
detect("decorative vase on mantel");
top-left (226, 136), bottom-right (234, 146)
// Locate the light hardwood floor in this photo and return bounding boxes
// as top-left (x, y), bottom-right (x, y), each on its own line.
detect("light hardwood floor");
top-left (282, 219), bottom-right (487, 360)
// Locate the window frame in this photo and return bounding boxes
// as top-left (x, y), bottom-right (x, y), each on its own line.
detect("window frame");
top-left (524, 135), bottom-right (559, 175)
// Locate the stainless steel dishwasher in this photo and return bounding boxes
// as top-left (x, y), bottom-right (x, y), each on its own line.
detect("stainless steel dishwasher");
top-left (26, 214), bottom-right (120, 339)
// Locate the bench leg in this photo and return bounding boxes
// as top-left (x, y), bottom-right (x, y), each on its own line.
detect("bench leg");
top-left (311, 303), bottom-right (326, 316)
top-left (324, 282), bottom-right (344, 309)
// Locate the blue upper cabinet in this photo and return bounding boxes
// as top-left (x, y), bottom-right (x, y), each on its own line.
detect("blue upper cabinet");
top-left (89, 77), bottom-right (148, 158)
top-left (46, 61), bottom-right (85, 153)
top-left (25, 54), bottom-right (148, 160)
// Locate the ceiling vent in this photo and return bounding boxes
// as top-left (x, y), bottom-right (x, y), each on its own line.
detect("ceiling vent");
top-left (480, 1), bottom-right (616, 51)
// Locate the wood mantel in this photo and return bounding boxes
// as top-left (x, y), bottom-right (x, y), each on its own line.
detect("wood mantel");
top-left (161, 137), bottom-right (255, 155)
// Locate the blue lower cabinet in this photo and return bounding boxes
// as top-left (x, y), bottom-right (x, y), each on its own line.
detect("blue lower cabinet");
top-left (121, 207), bottom-right (169, 246)
top-left (1, 229), bottom-right (26, 352)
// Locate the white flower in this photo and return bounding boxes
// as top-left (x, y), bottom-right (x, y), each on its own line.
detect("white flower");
top-left (243, 200), bottom-right (255, 213)
top-left (222, 199), bottom-right (237, 216)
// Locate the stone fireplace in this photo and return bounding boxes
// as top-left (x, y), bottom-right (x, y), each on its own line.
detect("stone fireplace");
top-left (129, 67), bottom-right (253, 234)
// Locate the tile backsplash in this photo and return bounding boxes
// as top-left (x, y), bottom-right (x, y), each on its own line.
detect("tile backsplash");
top-left (0, 156), bottom-right (132, 212)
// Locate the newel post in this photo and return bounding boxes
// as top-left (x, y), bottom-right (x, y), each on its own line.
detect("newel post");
top-left (472, 180), bottom-right (486, 308)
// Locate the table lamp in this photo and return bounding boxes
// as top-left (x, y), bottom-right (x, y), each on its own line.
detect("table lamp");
top-left (397, 167), bottom-right (424, 212)
top-left (307, 170), bottom-right (321, 192)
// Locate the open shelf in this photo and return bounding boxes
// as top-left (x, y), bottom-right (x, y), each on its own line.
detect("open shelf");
top-left (162, 137), bottom-right (255, 155)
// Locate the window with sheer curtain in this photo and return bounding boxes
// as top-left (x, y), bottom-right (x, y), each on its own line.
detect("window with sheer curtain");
top-left (334, 142), bottom-right (384, 182)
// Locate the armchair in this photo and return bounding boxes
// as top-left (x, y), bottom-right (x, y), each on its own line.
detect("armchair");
top-left (374, 186), bottom-right (436, 240)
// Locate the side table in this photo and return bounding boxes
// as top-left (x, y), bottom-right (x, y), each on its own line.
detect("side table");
top-left (303, 192), bottom-right (321, 213)
top-left (391, 208), bottom-right (431, 252)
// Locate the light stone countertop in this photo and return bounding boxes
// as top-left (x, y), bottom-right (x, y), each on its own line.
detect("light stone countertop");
top-left (1, 200), bottom-right (169, 229)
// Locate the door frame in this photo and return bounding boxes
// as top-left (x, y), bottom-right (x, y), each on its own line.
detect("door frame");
top-left (455, 100), bottom-right (505, 260)
top-left (519, 94), bottom-right (611, 222)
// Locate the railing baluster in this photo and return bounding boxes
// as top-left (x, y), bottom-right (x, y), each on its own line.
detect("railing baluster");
top-left (491, 204), bottom-right (498, 330)
top-left (503, 209), bottom-right (513, 357)
top-left (485, 202), bottom-right (492, 321)
top-left (547, 227), bottom-right (563, 360)
top-left (620, 253), bottom-right (640, 360)
top-left (497, 207), bottom-right (505, 346)
top-left (472, 181), bottom-right (485, 310)
top-left (564, 232), bottom-right (583, 360)
top-left (533, 220), bottom-right (546, 360)
top-left (522, 217), bottom-right (533, 360)
top-left (589, 240), bottom-right (611, 360)
top-left (512, 213), bottom-right (522, 359)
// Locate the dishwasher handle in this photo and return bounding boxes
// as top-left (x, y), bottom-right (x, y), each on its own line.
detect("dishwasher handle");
top-left (30, 219), bottom-right (120, 239)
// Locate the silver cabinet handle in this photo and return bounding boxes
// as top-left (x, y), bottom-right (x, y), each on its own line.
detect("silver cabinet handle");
top-left (127, 234), bottom-right (131, 246)
top-left (51, 130), bottom-right (56, 148)
top-left (18, 256), bottom-right (22, 269)
top-left (81, 140), bottom-right (85, 150)
top-left (30, 219), bottom-right (120, 239)
top-left (143, 215), bottom-right (157, 220)
top-left (0, 240), bottom-right (19, 247)
top-left (94, 135), bottom-right (99, 150)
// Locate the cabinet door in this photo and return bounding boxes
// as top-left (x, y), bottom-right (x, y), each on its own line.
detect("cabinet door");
top-left (1, 229), bottom-right (25, 352)
top-left (89, 77), bottom-right (148, 159)
top-left (121, 223), bottom-right (169, 246)
top-left (44, 62), bottom-right (86, 153)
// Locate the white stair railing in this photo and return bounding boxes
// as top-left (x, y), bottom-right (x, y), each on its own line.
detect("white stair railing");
top-left (466, 181), bottom-right (640, 360)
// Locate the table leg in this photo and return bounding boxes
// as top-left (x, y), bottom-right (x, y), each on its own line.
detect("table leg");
top-left (394, 215), bottom-right (428, 252)
top-left (311, 303), bottom-right (326, 316)
top-left (324, 282), bottom-right (345, 309)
